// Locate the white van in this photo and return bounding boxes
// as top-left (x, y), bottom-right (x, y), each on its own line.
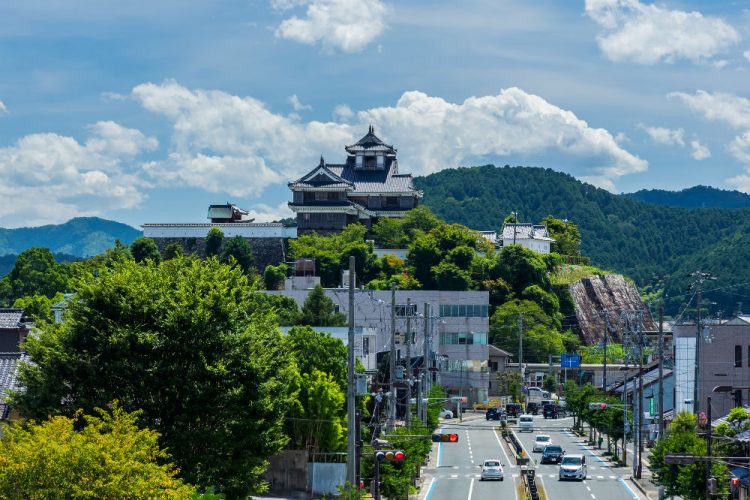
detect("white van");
top-left (519, 414), bottom-right (534, 432)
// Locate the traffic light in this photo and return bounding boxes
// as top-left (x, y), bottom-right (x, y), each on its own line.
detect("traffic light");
top-left (374, 450), bottom-right (406, 462)
top-left (730, 476), bottom-right (740, 492)
top-left (431, 433), bottom-right (459, 443)
top-left (588, 402), bottom-right (608, 410)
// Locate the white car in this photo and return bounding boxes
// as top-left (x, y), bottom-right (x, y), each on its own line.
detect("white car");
top-left (519, 414), bottom-right (534, 432)
top-left (479, 459), bottom-right (504, 481)
top-left (533, 434), bottom-right (551, 452)
top-left (439, 409), bottom-right (454, 419)
top-left (559, 454), bottom-right (587, 481)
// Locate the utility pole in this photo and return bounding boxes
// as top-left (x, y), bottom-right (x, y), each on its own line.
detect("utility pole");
top-left (636, 313), bottom-right (644, 480)
top-left (518, 313), bottom-right (524, 391)
top-left (690, 271), bottom-right (712, 415)
top-left (658, 304), bottom-right (665, 440)
top-left (706, 396), bottom-right (712, 500)
top-left (388, 284), bottom-right (396, 429)
top-left (601, 309), bottom-right (614, 391)
top-left (346, 256), bottom-right (356, 490)
top-left (405, 298), bottom-right (412, 429)
top-left (423, 302), bottom-right (430, 423)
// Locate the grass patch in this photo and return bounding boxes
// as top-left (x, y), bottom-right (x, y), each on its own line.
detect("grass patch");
top-left (551, 265), bottom-right (612, 285)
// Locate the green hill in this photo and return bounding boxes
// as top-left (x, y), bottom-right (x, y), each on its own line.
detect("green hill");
top-left (625, 185), bottom-right (750, 209)
top-left (414, 165), bottom-right (750, 316)
top-left (0, 217), bottom-right (142, 258)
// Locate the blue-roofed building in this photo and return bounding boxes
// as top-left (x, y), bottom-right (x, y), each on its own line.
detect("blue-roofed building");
top-left (289, 126), bottom-right (422, 234)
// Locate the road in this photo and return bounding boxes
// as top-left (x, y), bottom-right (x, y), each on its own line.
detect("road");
top-left (423, 414), bottom-right (645, 500)
top-left (512, 414), bottom-right (643, 500)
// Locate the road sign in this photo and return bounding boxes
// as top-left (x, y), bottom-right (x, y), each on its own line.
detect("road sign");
top-left (664, 454), bottom-right (698, 464)
top-left (561, 353), bottom-right (581, 368)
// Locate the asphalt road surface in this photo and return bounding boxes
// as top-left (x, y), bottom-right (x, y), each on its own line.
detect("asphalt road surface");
top-left (423, 414), bottom-right (645, 500)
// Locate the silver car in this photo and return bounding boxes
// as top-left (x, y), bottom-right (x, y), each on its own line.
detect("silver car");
top-left (558, 454), bottom-right (587, 481)
top-left (479, 459), bottom-right (504, 481)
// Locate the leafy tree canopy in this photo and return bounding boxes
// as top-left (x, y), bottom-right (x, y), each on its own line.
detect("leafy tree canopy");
top-left (12, 257), bottom-right (299, 498)
top-left (130, 237), bottom-right (161, 264)
top-left (301, 284), bottom-right (347, 326)
top-left (489, 299), bottom-right (564, 362)
top-left (221, 236), bottom-right (255, 274)
top-left (12, 293), bottom-right (63, 325)
top-left (205, 227), bottom-right (224, 257)
top-left (3, 247), bottom-right (70, 303)
top-left (0, 404), bottom-right (196, 499)
top-left (542, 215), bottom-right (582, 257)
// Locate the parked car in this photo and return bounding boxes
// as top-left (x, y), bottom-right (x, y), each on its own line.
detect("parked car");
top-left (533, 434), bottom-right (551, 452)
top-left (486, 407), bottom-right (503, 420)
top-left (543, 404), bottom-right (558, 419)
top-left (439, 409), bottom-right (454, 419)
top-left (559, 454), bottom-right (587, 481)
top-left (505, 403), bottom-right (522, 417)
top-left (527, 387), bottom-right (551, 399)
top-left (519, 414), bottom-right (534, 432)
top-left (526, 402), bottom-right (540, 415)
top-left (541, 445), bottom-right (565, 464)
top-left (479, 459), bottom-right (505, 481)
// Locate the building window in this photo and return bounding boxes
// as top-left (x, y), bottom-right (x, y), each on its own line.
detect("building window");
top-left (439, 304), bottom-right (489, 318)
top-left (385, 196), bottom-right (398, 207)
top-left (363, 337), bottom-right (370, 356)
top-left (735, 390), bottom-right (743, 408)
top-left (303, 213), bottom-right (310, 221)
top-left (736, 345), bottom-right (743, 367)
top-left (395, 304), bottom-right (417, 317)
top-left (439, 332), bottom-right (487, 345)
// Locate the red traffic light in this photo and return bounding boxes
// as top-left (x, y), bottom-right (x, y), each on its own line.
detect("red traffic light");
top-left (431, 433), bottom-right (459, 443)
top-left (375, 450), bottom-right (405, 462)
top-left (731, 477), bottom-right (741, 488)
top-left (588, 402), bottom-right (607, 410)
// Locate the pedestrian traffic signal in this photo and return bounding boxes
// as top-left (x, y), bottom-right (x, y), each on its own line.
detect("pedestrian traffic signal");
top-left (708, 477), bottom-right (716, 494)
top-left (431, 433), bottom-right (459, 443)
top-left (588, 402), bottom-right (607, 410)
top-left (375, 450), bottom-right (406, 462)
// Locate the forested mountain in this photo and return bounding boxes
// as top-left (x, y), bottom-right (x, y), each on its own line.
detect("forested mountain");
top-left (0, 217), bottom-right (141, 258)
top-left (414, 165), bottom-right (750, 316)
top-left (625, 185), bottom-right (750, 209)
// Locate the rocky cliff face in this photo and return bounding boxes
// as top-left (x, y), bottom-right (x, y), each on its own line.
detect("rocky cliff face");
top-left (569, 274), bottom-right (655, 345)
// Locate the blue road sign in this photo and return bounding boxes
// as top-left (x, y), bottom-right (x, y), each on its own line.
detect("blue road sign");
top-left (560, 353), bottom-right (581, 368)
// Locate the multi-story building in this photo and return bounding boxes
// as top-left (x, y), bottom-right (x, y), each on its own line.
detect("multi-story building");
top-left (288, 127), bottom-right (422, 234)
top-left (269, 286), bottom-right (491, 404)
top-left (673, 316), bottom-right (750, 417)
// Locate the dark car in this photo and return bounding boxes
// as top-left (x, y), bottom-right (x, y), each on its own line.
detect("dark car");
top-left (526, 402), bottom-right (540, 415)
top-left (541, 445), bottom-right (565, 464)
top-left (505, 403), bottom-right (522, 417)
top-left (543, 404), bottom-right (558, 419)
top-left (486, 407), bottom-right (502, 420)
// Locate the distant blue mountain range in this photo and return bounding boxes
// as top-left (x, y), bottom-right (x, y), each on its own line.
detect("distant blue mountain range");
top-left (624, 185), bottom-right (750, 209)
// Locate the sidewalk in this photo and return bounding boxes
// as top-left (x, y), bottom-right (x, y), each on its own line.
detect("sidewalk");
top-left (571, 426), bottom-right (663, 499)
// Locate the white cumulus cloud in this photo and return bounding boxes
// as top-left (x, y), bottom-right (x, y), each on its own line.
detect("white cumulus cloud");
top-left (585, 0), bottom-right (740, 65)
top-left (744, 50), bottom-right (750, 63)
top-left (669, 90), bottom-right (750, 129)
top-left (690, 140), bottom-right (711, 160)
top-left (274, 0), bottom-right (388, 53)
top-left (130, 81), bottom-right (646, 195)
top-left (288, 94), bottom-right (312, 112)
top-left (0, 100), bottom-right (7, 114)
top-left (0, 122), bottom-right (156, 227)
top-left (639, 124), bottom-right (684, 146)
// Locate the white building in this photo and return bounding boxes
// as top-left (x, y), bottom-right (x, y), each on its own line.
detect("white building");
top-left (500, 223), bottom-right (555, 254)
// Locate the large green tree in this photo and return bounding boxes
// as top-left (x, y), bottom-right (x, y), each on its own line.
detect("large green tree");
top-left (0, 405), bottom-right (196, 498)
top-left (221, 236), bottom-right (255, 274)
top-left (2, 247), bottom-right (70, 303)
top-left (541, 215), bottom-right (582, 257)
top-left (12, 257), bottom-right (298, 498)
top-left (489, 300), bottom-right (564, 362)
top-left (205, 227), bottom-right (224, 257)
top-left (130, 237), bottom-right (161, 264)
top-left (651, 412), bottom-right (729, 500)
top-left (300, 285), bottom-right (347, 326)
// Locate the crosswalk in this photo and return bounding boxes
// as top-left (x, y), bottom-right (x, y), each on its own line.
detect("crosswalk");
top-left (434, 473), bottom-right (621, 480)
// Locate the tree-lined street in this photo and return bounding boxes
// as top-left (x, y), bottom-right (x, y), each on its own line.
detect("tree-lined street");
top-left (423, 414), bottom-right (645, 500)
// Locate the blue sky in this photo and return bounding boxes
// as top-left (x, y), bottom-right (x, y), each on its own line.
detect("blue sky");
top-left (1, 0), bottom-right (750, 228)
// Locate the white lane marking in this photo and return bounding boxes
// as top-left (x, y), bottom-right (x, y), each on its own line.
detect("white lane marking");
top-left (424, 477), bottom-right (437, 500)
top-left (451, 474), bottom-right (458, 478)
top-left (591, 495), bottom-right (596, 499)
top-left (617, 477), bottom-right (640, 499)
top-left (467, 477), bottom-right (475, 500)
top-left (492, 425), bottom-right (512, 467)
top-left (609, 475), bottom-right (616, 479)
top-left (586, 486), bottom-right (591, 491)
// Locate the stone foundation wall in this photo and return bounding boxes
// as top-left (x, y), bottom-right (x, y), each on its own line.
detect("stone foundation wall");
top-left (152, 237), bottom-right (286, 272)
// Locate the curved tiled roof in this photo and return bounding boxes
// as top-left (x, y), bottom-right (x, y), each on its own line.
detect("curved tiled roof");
top-left (344, 126), bottom-right (396, 155)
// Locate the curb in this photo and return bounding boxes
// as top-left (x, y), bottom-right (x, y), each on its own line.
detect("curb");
top-left (627, 475), bottom-right (653, 499)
